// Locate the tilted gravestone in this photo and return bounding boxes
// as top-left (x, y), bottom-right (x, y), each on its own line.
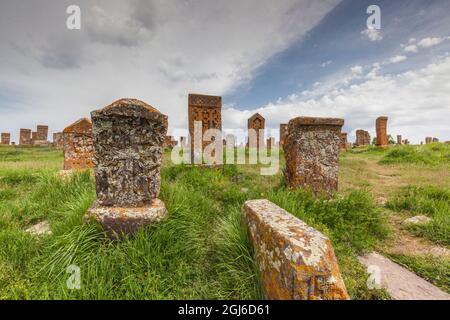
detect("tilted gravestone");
top-left (85, 99), bottom-right (168, 238)
top-left (283, 117), bottom-right (344, 197)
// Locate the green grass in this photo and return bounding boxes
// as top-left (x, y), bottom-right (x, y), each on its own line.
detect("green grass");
top-left (0, 146), bottom-right (391, 299)
top-left (386, 254), bottom-right (450, 293)
top-left (387, 185), bottom-right (450, 246)
top-left (379, 143), bottom-right (450, 166)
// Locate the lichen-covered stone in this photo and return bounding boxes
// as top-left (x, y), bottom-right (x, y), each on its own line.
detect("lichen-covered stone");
top-left (242, 199), bottom-right (349, 300)
top-left (53, 132), bottom-right (64, 149)
top-left (63, 118), bottom-right (93, 170)
top-left (283, 117), bottom-right (344, 197)
top-left (375, 116), bottom-right (389, 148)
top-left (1, 132), bottom-right (10, 145)
top-left (85, 198), bottom-right (167, 239)
top-left (355, 129), bottom-right (370, 146)
top-left (19, 128), bottom-right (31, 145)
top-left (340, 132), bottom-right (348, 150)
top-left (91, 98), bottom-right (168, 207)
top-left (279, 124), bottom-right (288, 147)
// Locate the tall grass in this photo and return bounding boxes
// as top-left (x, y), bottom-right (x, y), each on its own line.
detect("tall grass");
top-left (379, 143), bottom-right (450, 166)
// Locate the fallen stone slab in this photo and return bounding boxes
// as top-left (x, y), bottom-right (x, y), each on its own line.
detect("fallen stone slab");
top-left (402, 215), bottom-right (432, 226)
top-left (359, 252), bottom-right (450, 300)
top-left (25, 221), bottom-right (52, 236)
top-left (242, 199), bottom-right (349, 300)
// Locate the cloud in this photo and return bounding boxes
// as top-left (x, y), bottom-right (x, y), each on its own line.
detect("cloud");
top-left (0, 0), bottom-right (340, 142)
top-left (360, 28), bottom-right (383, 41)
top-left (402, 36), bottom-right (449, 53)
top-left (417, 37), bottom-right (445, 48)
top-left (223, 55), bottom-right (450, 143)
top-left (387, 55), bottom-right (407, 64)
top-left (321, 60), bottom-right (332, 67)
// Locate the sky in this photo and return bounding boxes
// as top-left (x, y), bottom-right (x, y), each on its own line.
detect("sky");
top-left (0, 0), bottom-right (449, 144)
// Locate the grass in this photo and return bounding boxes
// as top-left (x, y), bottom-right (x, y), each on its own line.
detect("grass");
top-left (379, 143), bottom-right (450, 166)
top-left (386, 185), bottom-right (450, 246)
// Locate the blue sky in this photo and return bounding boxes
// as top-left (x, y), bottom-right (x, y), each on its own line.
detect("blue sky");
top-left (0, 0), bottom-right (449, 144)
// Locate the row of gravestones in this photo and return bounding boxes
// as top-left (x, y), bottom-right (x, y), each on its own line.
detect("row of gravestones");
top-left (55, 97), bottom-right (350, 300)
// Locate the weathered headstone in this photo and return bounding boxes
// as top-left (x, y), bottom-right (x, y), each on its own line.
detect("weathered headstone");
top-left (355, 129), bottom-right (371, 146)
top-left (397, 135), bottom-right (402, 145)
top-left (279, 124), bottom-right (288, 147)
top-left (53, 132), bottom-right (64, 149)
top-left (248, 113), bottom-right (265, 150)
top-left (340, 132), bottom-right (348, 150)
top-left (19, 129), bottom-right (32, 145)
top-left (266, 137), bottom-right (273, 151)
top-left (425, 137), bottom-right (432, 144)
top-left (37, 125), bottom-right (48, 141)
top-left (1, 132), bottom-right (10, 145)
top-left (284, 117), bottom-right (344, 196)
top-left (188, 93), bottom-right (222, 163)
top-left (432, 138), bottom-right (439, 143)
top-left (86, 99), bottom-right (168, 238)
top-left (375, 116), bottom-right (389, 148)
top-left (63, 118), bottom-right (94, 170)
top-left (243, 199), bottom-right (349, 300)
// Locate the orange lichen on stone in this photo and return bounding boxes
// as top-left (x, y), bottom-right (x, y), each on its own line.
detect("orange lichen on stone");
top-left (63, 118), bottom-right (94, 170)
top-left (242, 199), bottom-right (349, 300)
top-left (375, 116), bottom-right (389, 148)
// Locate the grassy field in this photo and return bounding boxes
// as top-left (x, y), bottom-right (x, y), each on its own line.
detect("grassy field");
top-left (0, 143), bottom-right (448, 299)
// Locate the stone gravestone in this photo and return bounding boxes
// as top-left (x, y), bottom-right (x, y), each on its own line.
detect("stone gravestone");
top-left (63, 118), bottom-right (94, 170)
top-left (37, 125), bottom-right (48, 141)
top-left (432, 138), bottom-right (439, 143)
top-left (375, 116), bottom-right (389, 148)
top-left (284, 117), bottom-right (344, 197)
top-left (86, 99), bottom-right (168, 238)
top-left (1, 132), bottom-right (10, 145)
top-left (188, 93), bottom-right (222, 164)
top-left (279, 124), bottom-right (288, 147)
top-left (19, 129), bottom-right (31, 145)
top-left (53, 132), bottom-right (64, 149)
top-left (397, 135), bottom-right (402, 145)
top-left (340, 132), bottom-right (348, 150)
top-left (248, 113), bottom-right (265, 150)
top-left (355, 129), bottom-right (370, 146)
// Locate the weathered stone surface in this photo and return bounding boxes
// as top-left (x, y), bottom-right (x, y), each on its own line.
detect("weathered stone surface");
top-left (283, 117), bottom-right (344, 197)
top-left (53, 132), bottom-right (64, 149)
top-left (164, 135), bottom-right (178, 149)
top-left (37, 125), bottom-right (48, 141)
top-left (432, 137), bottom-right (439, 143)
top-left (359, 252), bottom-right (450, 300)
top-left (179, 136), bottom-right (187, 148)
top-left (402, 215), bottom-right (432, 226)
top-left (279, 124), bottom-right (288, 147)
top-left (397, 135), bottom-right (402, 145)
top-left (248, 113), bottom-right (265, 150)
top-left (1, 132), bottom-right (10, 145)
top-left (85, 198), bottom-right (167, 239)
top-left (25, 221), bottom-right (52, 236)
top-left (340, 132), bottom-right (348, 150)
top-left (376, 116), bottom-right (389, 148)
top-left (188, 93), bottom-right (222, 163)
top-left (425, 137), bottom-right (432, 144)
top-left (266, 137), bottom-right (273, 151)
top-left (19, 128), bottom-right (31, 145)
top-left (355, 129), bottom-right (370, 146)
top-left (91, 98), bottom-right (168, 207)
top-left (242, 199), bottom-right (349, 300)
top-left (63, 118), bottom-right (94, 170)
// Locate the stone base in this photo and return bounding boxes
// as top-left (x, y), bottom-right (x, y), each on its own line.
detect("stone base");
top-left (84, 199), bottom-right (168, 239)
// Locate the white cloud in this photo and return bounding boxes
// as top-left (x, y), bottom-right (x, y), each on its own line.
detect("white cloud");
top-left (224, 56), bottom-right (450, 143)
top-left (360, 28), bottom-right (383, 41)
top-left (0, 0), bottom-right (340, 141)
top-left (404, 45), bottom-right (418, 53)
top-left (321, 60), bottom-right (332, 67)
top-left (351, 65), bottom-right (363, 75)
top-left (387, 55), bottom-right (407, 64)
top-left (403, 36), bottom-right (449, 53)
top-left (417, 37), bottom-right (445, 48)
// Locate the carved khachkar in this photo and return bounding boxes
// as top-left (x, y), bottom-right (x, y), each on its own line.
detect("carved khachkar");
top-left (375, 116), bottom-right (389, 148)
top-left (1, 133), bottom-right (11, 145)
top-left (188, 93), bottom-right (222, 163)
top-left (63, 118), bottom-right (94, 170)
top-left (86, 99), bottom-right (168, 238)
top-left (279, 124), bottom-right (288, 147)
top-left (19, 129), bottom-right (32, 145)
top-left (340, 132), bottom-right (348, 150)
top-left (284, 117), bottom-right (344, 197)
top-left (53, 132), bottom-right (64, 149)
top-left (248, 113), bottom-right (265, 149)
top-left (355, 130), bottom-right (370, 146)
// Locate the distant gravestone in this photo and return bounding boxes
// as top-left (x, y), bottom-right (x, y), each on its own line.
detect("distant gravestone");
top-left (53, 132), bottom-right (64, 149)
top-left (355, 129), bottom-right (370, 146)
top-left (19, 129), bottom-right (32, 145)
top-left (340, 132), bottom-right (348, 150)
top-left (63, 118), bottom-right (94, 170)
top-left (248, 113), bottom-right (265, 150)
top-left (375, 116), bottom-right (389, 148)
top-left (279, 124), bottom-right (288, 147)
top-left (85, 99), bottom-right (168, 238)
top-left (397, 135), bottom-right (402, 145)
top-left (1, 132), bottom-right (10, 145)
top-left (284, 117), bottom-right (344, 197)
